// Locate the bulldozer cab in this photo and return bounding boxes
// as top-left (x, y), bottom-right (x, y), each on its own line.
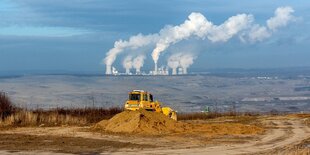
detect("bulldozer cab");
top-left (128, 90), bottom-right (153, 102)
top-left (125, 90), bottom-right (159, 111)
top-left (124, 90), bottom-right (177, 121)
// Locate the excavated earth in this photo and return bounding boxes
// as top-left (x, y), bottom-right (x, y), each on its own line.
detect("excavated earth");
top-left (95, 110), bottom-right (264, 136)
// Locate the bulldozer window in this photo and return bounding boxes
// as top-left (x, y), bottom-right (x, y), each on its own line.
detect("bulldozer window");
top-left (150, 94), bottom-right (153, 102)
top-left (129, 94), bottom-right (140, 101)
top-left (143, 94), bottom-right (148, 101)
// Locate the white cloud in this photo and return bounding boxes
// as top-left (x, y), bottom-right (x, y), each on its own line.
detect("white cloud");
top-left (267, 6), bottom-right (295, 31)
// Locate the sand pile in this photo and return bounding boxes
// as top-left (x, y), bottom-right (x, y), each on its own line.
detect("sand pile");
top-left (96, 110), bottom-right (264, 136)
top-left (96, 110), bottom-right (184, 135)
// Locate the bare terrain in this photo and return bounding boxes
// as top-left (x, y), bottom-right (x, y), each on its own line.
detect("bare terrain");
top-left (0, 114), bottom-right (309, 155)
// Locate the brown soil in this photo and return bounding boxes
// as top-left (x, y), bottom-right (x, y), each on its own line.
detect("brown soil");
top-left (0, 133), bottom-right (152, 154)
top-left (95, 110), bottom-right (264, 136)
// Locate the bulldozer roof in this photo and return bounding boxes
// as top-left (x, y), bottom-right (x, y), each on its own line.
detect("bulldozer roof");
top-left (132, 90), bottom-right (145, 92)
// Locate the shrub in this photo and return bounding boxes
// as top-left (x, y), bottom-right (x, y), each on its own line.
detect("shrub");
top-left (0, 92), bottom-right (15, 120)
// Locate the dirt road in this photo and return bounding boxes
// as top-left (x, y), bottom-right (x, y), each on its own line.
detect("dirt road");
top-left (0, 116), bottom-right (309, 154)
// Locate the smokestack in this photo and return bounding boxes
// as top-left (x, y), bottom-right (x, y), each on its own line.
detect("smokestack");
top-left (125, 68), bottom-right (131, 74)
top-left (178, 68), bottom-right (183, 75)
top-left (123, 56), bottom-right (133, 75)
top-left (172, 68), bottom-right (177, 75)
top-left (103, 34), bottom-right (159, 74)
top-left (112, 67), bottom-right (118, 74)
top-left (167, 54), bottom-right (181, 75)
top-left (154, 63), bottom-right (158, 75)
top-left (179, 53), bottom-right (196, 75)
top-left (132, 55), bottom-right (145, 74)
top-left (183, 68), bottom-right (187, 74)
top-left (106, 65), bottom-right (112, 75)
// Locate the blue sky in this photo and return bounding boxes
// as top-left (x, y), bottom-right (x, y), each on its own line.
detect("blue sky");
top-left (0, 0), bottom-right (310, 74)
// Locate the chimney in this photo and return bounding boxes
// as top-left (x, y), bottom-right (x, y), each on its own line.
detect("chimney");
top-left (183, 67), bottom-right (187, 74)
top-left (172, 68), bottom-right (177, 75)
top-left (125, 68), bottom-right (131, 74)
top-left (178, 67), bottom-right (183, 75)
top-left (106, 65), bottom-right (112, 75)
top-left (154, 63), bottom-right (158, 75)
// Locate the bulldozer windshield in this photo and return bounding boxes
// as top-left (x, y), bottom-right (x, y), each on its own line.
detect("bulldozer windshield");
top-left (129, 94), bottom-right (140, 101)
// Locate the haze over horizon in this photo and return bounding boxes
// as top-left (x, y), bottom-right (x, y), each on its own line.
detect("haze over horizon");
top-left (1, 0), bottom-right (310, 75)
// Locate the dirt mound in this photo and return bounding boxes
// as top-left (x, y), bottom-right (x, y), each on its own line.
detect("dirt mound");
top-left (96, 110), bottom-right (183, 135)
top-left (96, 110), bottom-right (264, 136)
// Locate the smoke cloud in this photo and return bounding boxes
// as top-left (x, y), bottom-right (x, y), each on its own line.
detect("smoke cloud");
top-left (179, 54), bottom-right (196, 74)
top-left (267, 6), bottom-right (295, 31)
top-left (208, 14), bottom-right (253, 42)
top-left (151, 6), bottom-right (295, 64)
top-left (167, 54), bottom-right (181, 75)
top-left (167, 53), bottom-right (196, 74)
top-left (132, 55), bottom-right (146, 73)
top-left (242, 6), bottom-right (295, 42)
top-left (104, 33), bottom-right (159, 74)
top-left (122, 56), bottom-right (133, 74)
top-left (152, 13), bottom-right (213, 64)
top-left (104, 6), bottom-right (296, 74)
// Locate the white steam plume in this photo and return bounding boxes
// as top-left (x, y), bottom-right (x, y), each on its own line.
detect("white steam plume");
top-left (167, 54), bottom-right (181, 75)
top-left (152, 13), bottom-right (254, 66)
top-left (208, 14), bottom-right (253, 42)
top-left (152, 13), bottom-right (213, 64)
top-left (122, 56), bottom-right (133, 74)
top-left (243, 6), bottom-right (295, 42)
top-left (104, 33), bottom-right (159, 74)
top-left (267, 6), bottom-right (295, 31)
top-left (152, 6), bottom-right (295, 64)
top-left (246, 25), bottom-right (271, 42)
top-left (167, 53), bottom-right (196, 75)
top-left (132, 55), bottom-right (146, 73)
top-left (104, 6), bottom-right (296, 74)
top-left (179, 54), bottom-right (196, 74)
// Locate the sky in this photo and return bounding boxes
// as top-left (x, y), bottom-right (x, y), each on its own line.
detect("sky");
top-left (0, 0), bottom-right (310, 74)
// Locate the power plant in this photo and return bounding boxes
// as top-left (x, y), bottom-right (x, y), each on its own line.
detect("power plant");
top-left (106, 65), bottom-right (188, 76)
top-left (102, 7), bottom-right (295, 76)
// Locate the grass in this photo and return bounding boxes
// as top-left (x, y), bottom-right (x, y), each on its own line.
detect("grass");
top-left (1, 92), bottom-right (123, 127)
top-left (1, 107), bottom-right (123, 127)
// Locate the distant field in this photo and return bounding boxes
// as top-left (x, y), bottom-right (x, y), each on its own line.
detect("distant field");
top-left (0, 74), bottom-right (310, 112)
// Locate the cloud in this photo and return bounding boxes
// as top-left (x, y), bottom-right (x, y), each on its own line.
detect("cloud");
top-left (152, 12), bottom-right (213, 64)
top-left (247, 25), bottom-right (271, 42)
top-left (122, 55), bottom-right (133, 73)
top-left (104, 6), bottom-right (298, 74)
top-left (267, 6), bottom-right (295, 31)
top-left (241, 6), bottom-right (295, 43)
top-left (167, 53), bottom-right (196, 74)
top-left (132, 55), bottom-right (145, 72)
top-left (103, 33), bottom-right (159, 74)
top-left (0, 26), bottom-right (90, 37)
top-left (208, 14), bottom-right (253, 42)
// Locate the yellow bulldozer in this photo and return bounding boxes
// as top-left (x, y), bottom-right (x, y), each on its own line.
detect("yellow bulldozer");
top-left (124, 90), bottom-right (177, 121)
